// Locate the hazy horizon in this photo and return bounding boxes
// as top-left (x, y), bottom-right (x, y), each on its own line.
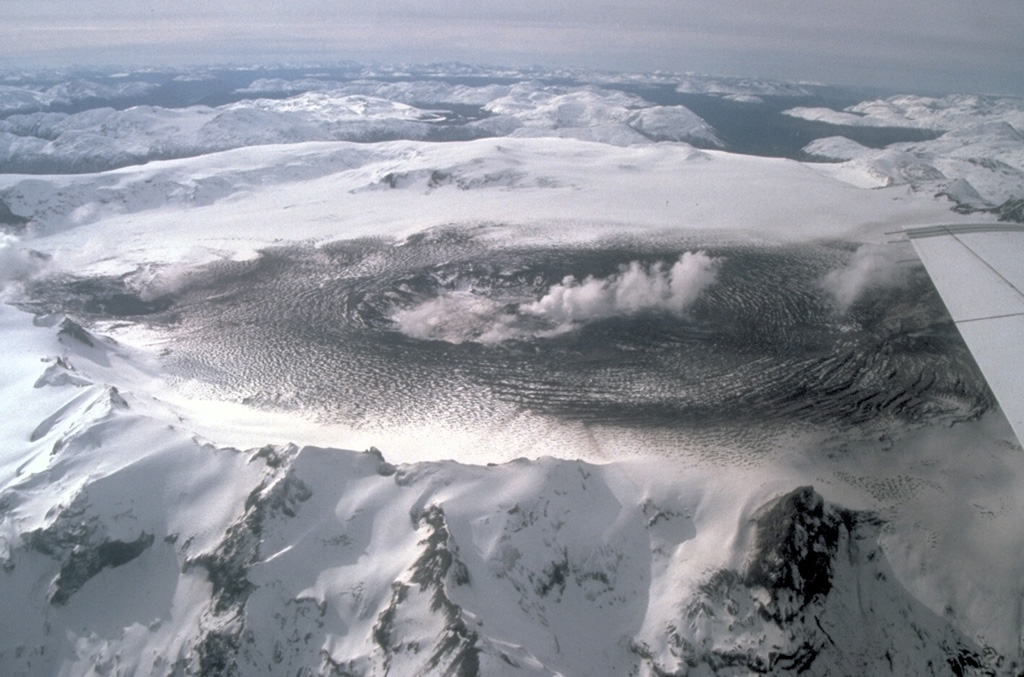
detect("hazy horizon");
top-left (2, 0), bottom-right (1023, 97)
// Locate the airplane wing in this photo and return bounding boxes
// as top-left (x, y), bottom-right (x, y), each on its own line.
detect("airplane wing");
top-left (904, 223), bottom-right (1024, 445)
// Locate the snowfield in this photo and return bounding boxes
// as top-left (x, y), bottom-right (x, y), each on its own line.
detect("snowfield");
top-left (795, 94), bottom-right (1024, 208)
top-left (0, 136), bottom-right (970, 276)
top-left (1, 66), bottom-right (1023, 676)
top-left (0, 80), bottom-right (722, 174)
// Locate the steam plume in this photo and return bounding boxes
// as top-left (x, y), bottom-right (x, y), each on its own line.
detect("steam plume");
top-left (393, 252), bottom-right (722, 344)
top-left (823, 244), bottom-right (910, 312)
top-left (526, 251), bottom-right (720, 324)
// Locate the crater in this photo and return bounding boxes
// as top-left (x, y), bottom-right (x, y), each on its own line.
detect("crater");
top-left (24, 227), bottom-right (993, 456)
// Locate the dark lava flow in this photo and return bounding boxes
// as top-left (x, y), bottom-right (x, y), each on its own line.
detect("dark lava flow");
top-left (23, 228), bottom-right (993, 440)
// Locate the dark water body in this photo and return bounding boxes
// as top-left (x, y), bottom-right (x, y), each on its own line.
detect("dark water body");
top-left (23, 229), bottom-right (992, 441)
top-left (609, 83), bottom-right (943, 159)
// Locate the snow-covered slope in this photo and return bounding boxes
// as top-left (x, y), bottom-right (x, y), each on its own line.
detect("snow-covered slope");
top-left (0, 80), bottom-right (722, 174)
top-left (0, 95), bottom-right (445, 174)
top-left (482, 84), bottom-right (722, 147)
top-left (796, 95), bottom-right (1024, 209)
top-left (787, 94), bottom-right (1024, 131)
top-left (0, 134), bottom-right (970, 276)
top-left (0, 78), bottom-right (159, 116)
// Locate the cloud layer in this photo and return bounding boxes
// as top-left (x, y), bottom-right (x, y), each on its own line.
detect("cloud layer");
top-left (3, 1), bottom-right (1021, 95)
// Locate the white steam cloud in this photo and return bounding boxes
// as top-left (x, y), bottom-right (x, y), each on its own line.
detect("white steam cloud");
top-left (823, 243), bottom-right (910, 312)
top-left (393, 252), bottom-right (722, 344)
top-left (0, 234), bottom-right (51, 300)
top-left (393, 293), bottom-right (522, 344)
top-left (124, 262), bottom-right (200, 301)
top-left (525, 251), bottom-right (721, 324)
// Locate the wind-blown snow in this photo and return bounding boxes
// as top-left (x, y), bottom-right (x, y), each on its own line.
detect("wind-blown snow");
top-left (393, 292), bottom-right (518, 344)
top-left (0, 233), bottom-right (50, 300)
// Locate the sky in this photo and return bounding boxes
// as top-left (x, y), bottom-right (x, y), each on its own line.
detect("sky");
top-left (2, 0), bottom-right (1023, 95)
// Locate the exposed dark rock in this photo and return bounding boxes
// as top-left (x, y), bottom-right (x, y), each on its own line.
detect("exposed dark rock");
top-left (57, 318), bottom-right (95, 347)
top-left (25, 501), bottom-right (94, 558)
top-left (410, 506), bottom-right (472, 595)
top-left (319, 652), bottom-right (371, 677)
top-left (33, 356), bottom-right (92, 389)
top-left (955, 196), bottom-right (1024, 222)
top-left (196, 629), bottom-right (242, 677)
top-left (635, 487), bottom-right (996, 676)
top-left (0, 498), bottom-right (12, 572)
top-left (366, 447), bottom-right (397, 476)
top-left (992, 198), bottom-right (1024, 223)
top-left (535, 552), bottom-right (570, 599)
top-left (187, 466), bottom-right (311, 614)
top-left (372, 581), bottom-right (408, 673)
top-left (248, 443), bottom-right (291, 468)
top-left (181, 460), bottom-right (312, 675)
top-left (374, 505), bottom-right (480, 677)
top-left (50, 532), bottom-right (155, 605)
top-left (744, 485), bottom-right (857, 611)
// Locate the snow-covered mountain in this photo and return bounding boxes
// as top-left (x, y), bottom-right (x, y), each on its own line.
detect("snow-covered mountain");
top-left (0, 78), bottom-right (159, 116)
top-left (0, 76), bottom-right (724, 174)
top-left (1, 64), bottom-right (1023, 676)
top-left (794, 94), bottom-right (1024, 210)
top-left (676, 75), bottom-right (816, 99)
top-left (787, 94), bottom-right (1024, 131)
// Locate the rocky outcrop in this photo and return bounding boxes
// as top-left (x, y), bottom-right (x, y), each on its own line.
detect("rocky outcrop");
top-left (744, 486), bottom-right (859, 615)
top-left (373, 505), bottom-right (481, 676)
top-left (634, 487), bottom-right (995, 676)
top-left (993, 197), bottom-right (1024, 223)
top-left (25, 496), bottom-right (154, 605)
top-left (187, 457), bottom-right (312, 615)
